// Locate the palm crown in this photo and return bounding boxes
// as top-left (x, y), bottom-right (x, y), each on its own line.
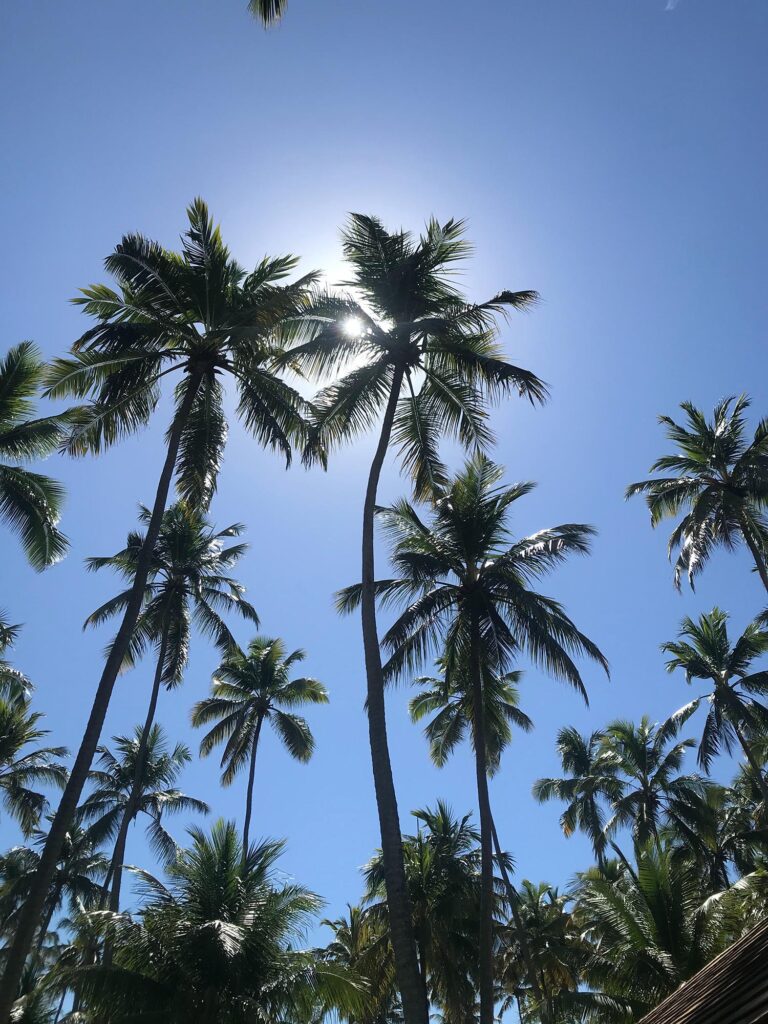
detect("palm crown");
top-left (339, 454), bottom-right (607, 688)
top-left (61, 820), bottom-right (362, 1024)
top-left (80, 725), bottom-right (208, 866)
top-left (44, 198), bottom-right (317, 507)
top-left (85, 501), bottom-right (259, 685)
top-left (192, 636), bottom-right (328, 852)
top-left (0, 699), bottom-right (67, 837)
top-left (285, 214), bottom-right (546, 498)
top-left (533, 727), bottom-right (624, 867)
top-left (410, 660), bottom-right (533, 775)
top-left (663, 608), bottom-right (768, 796)
top-left (0, 342), bottom-right (69, 569)
top-left (627, 395), bottom-right (768, 591)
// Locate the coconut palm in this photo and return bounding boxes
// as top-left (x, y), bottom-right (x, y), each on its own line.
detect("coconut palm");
top-left (340, 454), bottom-right (606, 1024)
top-left (84, 501), bottom-right (256, 910)
top-left (0, 616), bottom-right (33, 704)
top-left (599, 716), bottom-right (701, 849)
top-left (0, 818), bottom-right (107, 954)
top-left (322, 905), bottom-right (399, 1024)
top-left (0, 341), bottom-right (69, 570)
top-left (0, 200), bottom-right (316, 1009)
top-left (663, 608), bottom-right (768, 805)
top-left (0, 698), bottom-right (67, 837)
top-left (664, 783), bottom-right (765, 892)
top-left (59, 820), bottom-right (364, 1024)
top-left (533, 727), bottom-right (624, 870)
top-left (79, 725), bottom-right (209, 911)
top-left (410, 660), bottom-right (533, 774)
top-left (283, 213), bottom-right (545, 1024)
top-left (364, 802), bottom-right (482, 1024)
top-left (626, 395), bottom-right (768, 591)
top-left (498, 881), bottom-right (589, 1024)
top-left (573, 844), bottom-right (730, 1018)
top-left (248, 0), bottom-right (288, 22)
top-left (192, 636), bottom-right (328, 853)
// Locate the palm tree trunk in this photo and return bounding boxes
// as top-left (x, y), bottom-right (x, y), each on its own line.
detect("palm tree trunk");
top-left (361, 364), bottom-right (427, 1024)
top-left (34, 878), bottom-right (62, 958)
top-left (739, 513), bottom-right (768, 594)
top-left (490, 821), bottom-right (548, 1024)
top-left (242, 713), bottom-right (264, 859)
top-left (0, 373), bottom-right (203, 1020)
top-left (107, 617), bottom-right (172, 914)
top-left (468, 613), bottom-right (495, 1024)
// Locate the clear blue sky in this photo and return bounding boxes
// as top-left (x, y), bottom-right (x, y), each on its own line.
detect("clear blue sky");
top-left (1, 0), bottom-right (767, 931)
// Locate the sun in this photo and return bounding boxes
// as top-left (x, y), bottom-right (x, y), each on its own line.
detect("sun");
top-left (341, 316), bottom-right (365, 339)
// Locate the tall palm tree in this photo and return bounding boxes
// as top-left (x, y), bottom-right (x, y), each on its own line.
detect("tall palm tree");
top-left (533, 727), bottom-right (624, 870)
top-left (662, 608), bottom-right (768, 804)
top-left (340, 454), bottom-right (607, 1024)
top-left (58, 820), bottom-right (364, 1024)
top-left (599, 716), bottom-right (701, 849)
top-left (626, 395), bottom-right (768, 591)
top-left (192, 636), bottom-right (328, 853)
top-left (84, 501), bottom-right (256, 910)
top-left (0, 200), bottom-right (316, 1010)
top-left (284, 213), bottom-right (545, 1024)
top-left (0, 616), bottom-right (33, 704)
top-left (79, 725), bottom-right (209, 910)
top-left (0, 341), bottom-right (69, 569)
top-left (0, 698), bottom-right (67, 837)
top-left (364, 802), bottom-right (482, 1024)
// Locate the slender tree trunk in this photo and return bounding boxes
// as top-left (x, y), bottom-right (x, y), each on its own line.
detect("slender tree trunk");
top-left (0, 374), bottom-right (203, 1022)
top-left (242, 713), bottom-right (264, 859)
top-left (739, 513), bottom-right (768, 595)
top-left (490, 820), bottom-right (548, 1024)
top-left (34, 878), bottom-right (62, 958)
top-left (107, 618), bottom-right (172, 914)
top-left (360, 364), bottom-right (427, 1024)
top-left (469, 613), bottom-right (495, 1024)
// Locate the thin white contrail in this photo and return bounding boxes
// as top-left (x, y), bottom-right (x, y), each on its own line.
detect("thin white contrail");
top-left (665, 0), bottom-right (681, 9)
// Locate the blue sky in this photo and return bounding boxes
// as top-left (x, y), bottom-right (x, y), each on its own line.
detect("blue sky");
top-left (1, 0), bottom-right (767, 933)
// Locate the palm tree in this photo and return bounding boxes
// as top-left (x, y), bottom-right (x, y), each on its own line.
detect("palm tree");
top-left (599, 716), bottom-right (701, 849)
top-left (498, 881), bottom-right (589, 1024)
top-left (533, 727), bottom-right (624, 870)
top-left (0, 819), bottom-right (107, 953)
top-left (284, 213), bottom-right (545, 1024)
top-left (84, 501), bottom-right (256, 910)
top-left (626, 395), bottom-right (768, 591)
top-left (322, 905), bottom-right (399, 1024)
top-left (364, 802), bottom-right (482, 1024)
top-left (663, 608), bottom-right (768, 805)
top-left (664, 783), bottom-right (764, 892)
top-left (410, 660), bottom-right (533, 774)
top-left (248, 0), bottom-right (288, 22)
top-left (0, 200), bottom-right (316, 1009)
top-left (340, 454), bottom-right (607, 1024)
top-left (0, 697), bottom-right (67, 837)
top-left (79, 725), bottom-right (209, 911)
top-left (59, 820), bottom-right (364, 1024)
top-left (0, 341), bottom-right (69, 570)
top-left (0, 616), bottom-right (33, 704)
top-left (573, 844), bottom-right (730, 1018)
top-left (192, 636), bottom-right (328, 853)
